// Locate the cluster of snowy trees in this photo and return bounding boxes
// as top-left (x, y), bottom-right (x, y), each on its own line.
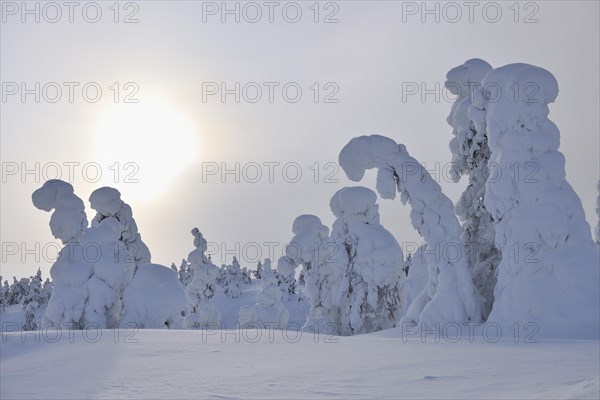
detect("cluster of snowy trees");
top-left (25, 60), bottom-right (599, 338)
top-left (337, 60), bottom-right (599, 338)
top-left (0, 269), bottom-right (53, 330)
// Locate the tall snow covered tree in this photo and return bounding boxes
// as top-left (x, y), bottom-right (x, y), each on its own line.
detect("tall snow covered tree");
top-left (277, 215), bottom-right (330, 304)
top-left (472, 63), bottom-right (600, 338)
top-left (23, 269), bottom-right (44, 309)
top-left (446, 58), bottom-right (500, 319)
top-left (330, 187), bottom-right (404, 335)
top-left (33, 180), bottom-right (136, 329)
top-left (278, 215), bottom-right (338, 333)
top-left (89, 187), bottom-right (151, 271)
top-left (184, 228), bottom-right (221, 329)
top-left (239, 259), bottom-right (289, 329)
top-left (339, 135), bottom-right (483, 328)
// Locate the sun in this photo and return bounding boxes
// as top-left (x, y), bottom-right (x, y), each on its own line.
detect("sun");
top-left (92, 96), bottom-right (199, 202)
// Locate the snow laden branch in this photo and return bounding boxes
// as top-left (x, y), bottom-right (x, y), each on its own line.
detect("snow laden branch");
top-left (474, 63), bottom-right (599, 338)
top-left (339, 135), bottom-right (483, 328)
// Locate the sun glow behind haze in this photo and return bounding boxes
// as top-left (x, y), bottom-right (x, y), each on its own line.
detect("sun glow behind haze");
top-left (91, 95), bottom-right (200, 202)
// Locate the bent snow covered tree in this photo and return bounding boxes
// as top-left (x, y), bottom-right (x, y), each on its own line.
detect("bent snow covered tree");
top-left (339, 135), bottom-right (483, 328)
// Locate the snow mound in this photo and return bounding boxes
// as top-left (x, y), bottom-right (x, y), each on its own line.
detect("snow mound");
top-left (121, 264), bottom-right (187, 329)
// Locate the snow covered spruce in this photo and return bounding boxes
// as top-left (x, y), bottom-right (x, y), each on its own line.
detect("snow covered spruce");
top-left (278, 214), bottom-right (338, 334)
top-left (446, 58), bottom-right (500, 319)
top-left (339, 135), bottom-right (483, 329)
top-left (239, 259), bottom-right (289, 329)
top-left (184, 228), bottom-right (222, 329)
top-left (330, 187), bottom-right (405, 335)
top-left (471, 63), bottom-right (600, 338)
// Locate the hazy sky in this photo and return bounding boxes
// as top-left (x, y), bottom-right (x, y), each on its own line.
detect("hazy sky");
top-left (1, 0), bottom-right (599, 279)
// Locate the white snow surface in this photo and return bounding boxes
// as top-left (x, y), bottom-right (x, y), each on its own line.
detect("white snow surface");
top-left (1, 328), bottom-right (598, 399)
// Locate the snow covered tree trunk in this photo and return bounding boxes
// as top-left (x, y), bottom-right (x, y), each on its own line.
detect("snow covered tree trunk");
top-left (339, 135), bottom-right (483, 328)
top-left (473, 63), bottom-right (600, 338)
top-left (446, 59), bottom-right (500, 319)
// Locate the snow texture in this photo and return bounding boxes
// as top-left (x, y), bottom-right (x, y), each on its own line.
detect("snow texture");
top-left (474, 63), bottom-right (600, 338)
top-left (446, 58), bottom-right (500, 319)
top-left (330, 186), bottom-right (404, 335)
top-left (121, 264), bottom-right (187, 329)
top-left (2, 329), bottom-right (598, 400)
top-left (339, 135), bottom-right (483, 328)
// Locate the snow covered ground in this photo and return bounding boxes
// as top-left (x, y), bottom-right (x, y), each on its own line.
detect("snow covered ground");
top-left (1, 327), bottom-right (598, 399)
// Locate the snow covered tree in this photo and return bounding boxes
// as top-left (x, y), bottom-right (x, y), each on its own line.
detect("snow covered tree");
top-left (0, 277), bottom-right (7, 310)
top-left (121, 264), bottom-right (187, 329)
top-left (33, 180), bottom-right (136, 329)
top-left (239, 259), bottom-right (289, 329)
top-left (1, 280), bottom-right (10, 307)
top-left (298, 270), bottom-right (306, 286)
top-left (594, 181), bottom-right (600, 246)
top-left (9, 277), bottom-right (30, 306)
top-left (446, 58), bottom-right (500, 319)
top-left (217, 257), bottom-right (243, 298)
top-left (241, 267), bottom-right (252, 284)
top-left (472, 63), bottom-right (600, 338)
top-left (23, 268), bottom-right (44, 309)
top-left (253, 260), bottom-right (263, 279)
top-left (330, 187), bottom-right (404, 335)
top-left (41, 278), bottom-right (52, 305)
top-left (402, 244), bottom-right (429, 315)
top-left (278, 215), bottom-right (338, 333)
top-left (23, 303), bottom-right (38, 331)
top-left (89, 187), bottom-right (151, 271)
top-left (184, 228), bottom-right (221, 329)
top-left (339, 135), bottom-right (483, 328)
top-left (177, 259), bottom-right (193, 286)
